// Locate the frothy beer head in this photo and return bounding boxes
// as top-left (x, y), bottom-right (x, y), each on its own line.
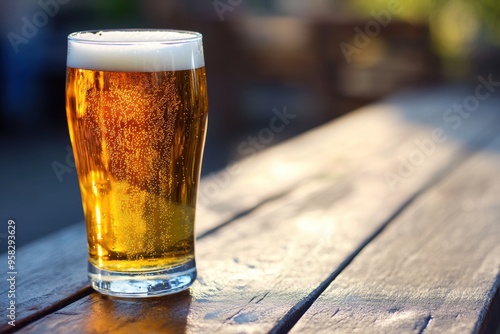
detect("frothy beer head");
top-left (67, 30), bottom-right (204, 72)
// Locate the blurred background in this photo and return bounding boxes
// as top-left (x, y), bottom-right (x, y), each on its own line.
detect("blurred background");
top-left (1, 0), bottom-right (500, 247)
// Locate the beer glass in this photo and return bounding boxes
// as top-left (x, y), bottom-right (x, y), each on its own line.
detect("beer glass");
top-left (66, 30), bottom-right (208, 297)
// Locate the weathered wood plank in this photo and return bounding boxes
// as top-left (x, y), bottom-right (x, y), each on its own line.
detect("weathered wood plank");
top-left (15, 88), bottom-right (500, 333)
top-left (0, 224), bottom-right (89, 333)
top-left (290, 134), bottom-right (500, 334)
top-left (0, 86), bottom-right (458, 330)
top-left (194, 86), bottom-right (475, 233)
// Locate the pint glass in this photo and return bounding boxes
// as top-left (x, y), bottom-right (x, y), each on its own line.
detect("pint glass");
top-left (65, 30), bottom-right (208, 297)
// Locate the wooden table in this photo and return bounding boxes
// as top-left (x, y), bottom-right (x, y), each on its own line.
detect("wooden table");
top-left (2, 85), bottom-right (500, 333)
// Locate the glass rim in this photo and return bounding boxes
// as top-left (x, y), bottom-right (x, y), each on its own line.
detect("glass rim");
top-left (68, 29), bottom-right (202, 45)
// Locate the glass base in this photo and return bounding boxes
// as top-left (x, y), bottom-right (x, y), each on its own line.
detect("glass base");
top-left (88, 259), bottom-right (196, 298)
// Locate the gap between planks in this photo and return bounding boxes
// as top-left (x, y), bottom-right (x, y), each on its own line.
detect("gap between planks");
top-left (8, 88), bottom-right (500, 333)
top-left (2, 288), bottom-right (92, 334)
top-left (474, 272), bottom-right (500, 334)
top-left (7, 91), bottom-right (445, 332)
top-left (269, 126), bottom-right (500, 334)
top-left (2, 185), bottom-right (297, 334)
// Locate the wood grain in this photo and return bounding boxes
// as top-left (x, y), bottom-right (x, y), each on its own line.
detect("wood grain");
top-left (14, 88), bottom-right (500, 333)
top-left (194, 86), bottom-right (483, 233)
top-left (2, 87), bottom-right (450, 330)
top-left (290, 134), bottom-right (500, 334)
top-left (0, 224), bottom-right (89, 333)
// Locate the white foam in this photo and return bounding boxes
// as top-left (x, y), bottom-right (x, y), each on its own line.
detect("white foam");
top-left (67, 30), bottom-right (204, 72)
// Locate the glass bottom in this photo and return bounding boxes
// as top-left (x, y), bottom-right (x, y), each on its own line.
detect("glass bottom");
top-left (88, 259), bottom-right (196, 298)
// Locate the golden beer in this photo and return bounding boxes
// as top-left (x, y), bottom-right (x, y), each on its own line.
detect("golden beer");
top-left (66, 30), bottom-right (207, 296)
